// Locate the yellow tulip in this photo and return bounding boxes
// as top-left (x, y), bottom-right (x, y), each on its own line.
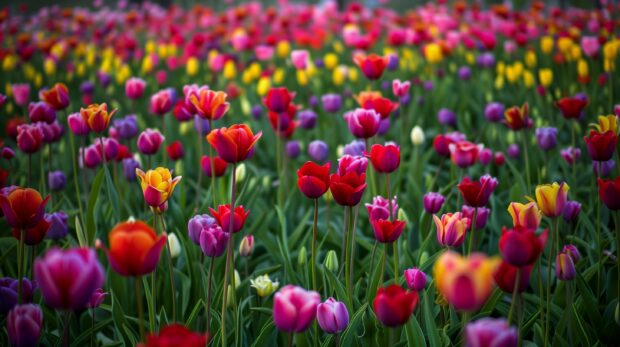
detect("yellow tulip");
top-left (425, 43), bottom-right (443, 64)
top-left (347, 68), bottom-right (358, 82)
top-left (273, 68), bottom-right (284, 84)
top-left (540, 36), bottom-right (554, 54)
top-left (595, 115), bottom-right (617, 134)
top-left (43, 58), bottom-right (56, 75)
top-left (539, 68), bottom-right (553, 87)
top-left (296, 70), bottom-right (308, 86)
top-left (533, 182), bottom-right (569, 218)
top-left (135, 167), bottom-right (182, 209)
top-left (507, 202), bottom-right (541, 229)
top-left (223, 60), bottom-right (237, 79)
top-left (186, 57), bottom-right (199, 76)
top-left (324, 53), bottom-right (338, 69)
top-left (523, 70), bottom-right (535, 88)
top-left (276, 41), bottom-right (291, 58)
top-left (577, 60), bottom-right (588, 78)
top-left (256, 77), bottom-right (271, 96)
top-left (525, 51), bottom-right (537, 68)
top-left (332, 67), bottom-right (345, 86)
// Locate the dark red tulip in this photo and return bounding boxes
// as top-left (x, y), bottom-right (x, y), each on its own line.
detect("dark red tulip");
top-left (354, 54), bottom-right (388, 80)
top-left (368, 143), bottom-right (400, 173)
top-left (200, 156), bottom-right (228, 177)
top-left (433, 132), bottom-right (465, 157)
top-left (504, 103), bottom-right (531, 131)
top-left (16, 124), bottom-right (43, 154)
top-left (584, 130), bottom-right (617, 162)
top-left (371, 219), bottom-right (406, 243)
top-left (209, 204), bottom-right (249, 233)
top-left (0, 187), bottom-right (50, 229)
top-left (263, 87), bottom-right (295, 113)
top-left (457, 175), bottom-right (498, 208)
top-left (297, 161), bottom-right (330, 199)
top-left (166, 141), bottom-right (184, 161)
top-left (499, 227), bottom-right (547, 266)
top-left (556, 97), bottom-right (588, 119)
top-left (373, 285), bottom-right (419, 327)
top-left (598, 176), bottom-right (620, 210)
top-left (329, 172), bottom-right (367, 206)
top-left (138, 324), bottom-right (208, 347)
top-left (11, 218), bottom-right (50, 245)
top-left (39, 83), bottom-right (70, 111)
top-left (493, 260), bottom-right (533, 293)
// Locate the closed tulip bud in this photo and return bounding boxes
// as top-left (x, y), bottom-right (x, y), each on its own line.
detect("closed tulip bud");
top-left (343, 108), bottom-right (381, 139)
top-left (561, 147), bottom-right (580, 164)
top-left (410, 126), bottom-right (425, 145)
top-left (11, 83), bottom-right (30, 106)
top-left (298, 246), bottom-right (307, 266)
top-left (250, 274), bottom-right (279, 297)
top-left (556, 97), bottom-right (588, 120)
top-left (308, 140), bottom-right (329, 162)
top-left (16, 124), bottom-right (43, 154)
top-left (449, 141), bottom-right (481, 168)
top-left (462, 206), bottom-right (490, 230)
top-left (321, 94), bottom-right (342, 113)
top-left (368, 143), bottom-right (400, 173)
top-left (7, 304), bottom-right (43, 347)
top-left (137, 129), bottom-right (165, 155)
top-left (167, 233), bottom-right (181, 258)
top-left (563, 201), bottom-right (581, 222)
top-left (150, 89), bottom-right (173, 116)
top-left (297, 161), bottom-right (331, 199)
top-left (285, 140), bottom-right (301, 159)
top-left (273, 285), bottom-right (321, 332)
top-left (434, 212), bottom-right (469, 248)
top-left (239, 235), bottom-right (254, 257)
top-left (199, 225), bottom-right (229, 258)
top-left (122, 158), bottom-right (140, 181)
top-left (125, 77), bottom-right (146, 100)
top-left (556, 250), bottom-right (577, 281)
top-left (507, 202), bottom-right (541, 229)
top-left (166, 141), bottom-right (184, 161)
top-left (423, 192), bottom-right (445, 214)
top-left (323, 250), bottom-right (338, 272)
top-left (457, 175), bottom-right (498, 208)
top-left (28, 101), bottom-right (56, 124)
top-left (493, 260), bottom-right (533, 293)
top-left (404, 267), bottom-right (427, 291)
top-left (68, 112), bottom-right (90, 136)
top-left (373, 285), bottom-right (419, 327)
top-left (200, 155), bottom-right (228, 178)
top-left (593, 159), bottom-right (615, 177)
top-left (45, 212), bottom-right (68, 240)
top-left (437, 108), bottom-right (457, 127)
top-left (478, 149), bottom-right (492, 165)
top-left (235, 163), bottom-right (247, 182)
top-left (584, 130), bottom-right (618, 162)
top-left (317, 298), bottom-right (349, 334)
top-left (353, 53), bottom-right (388, 80)
top-left (536, 127), bottom-right (558, 151)
top-left (48, 170), bottom-right (66, 191)
top-left (88, 288), bottom-right (108, 308)
top-left (299, 110), bottom-right (317, 129)
top-left (484, 102), bottom-right (505, 122)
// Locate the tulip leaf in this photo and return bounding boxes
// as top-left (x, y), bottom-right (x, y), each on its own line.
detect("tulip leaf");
top-left (184, 298), bottom-right (203, 329)
top-left (111, 289), bottom-right (136, 346)
top-left (250, 321), bottom-right (275, 347)
top-left (422, 290), bottom-right (441, 347)
top-left (86, 168), bottom-right (105, 245)
top-left (72, 318), bottom-right (114, 346)
top-left (74, 216), bottom-right (86, 248)
top-left (325, 264), bottom-right (351, 309)
top-left (405, 316), bottom-right (427, 347)
top-left (339, 302), bottom-right (368, 347)
top-left (103, 164), bottom-right (120, 220)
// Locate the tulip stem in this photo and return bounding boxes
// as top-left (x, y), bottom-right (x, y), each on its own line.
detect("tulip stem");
top-left (135, 276), bottom-right (146, 342)
top-left (340, 207), bottom-right (349, 277)
top-left (345, 206), bottom-right (354, 301)
top-left (28, 154), bottom-right (32, 186)
top-left (287, 332), bottom-right (294, 347)
top-left (69, 132), bottom-right (85, 233)
top-left (164, 227), bottom-right (177, 322)
top-left (380, 243), bottom-right (387, 285)
top-left (17, 229), bottom-right (25, 304)
top-left (507, 267), bottom-right (521, 325)
top-left (615, 211), bottom-right (620, 308)
top-left (467, 208), bottom-right (478, 255)
top-left (544, 218), bottom-right (558, 347)
top-left (221, 162), bottom-right (237, 347)
top-left (350, 205), bottom-right (359, 298)
top-left (91, 308), bottom-right (95, 347)
top-left (208, 119), bottom-right (217, 207)
top-left (151, 211), bottom-right (157, 328)
top-left (311, 198), bottom-right (318, 292)
top-left (63, 311), bottom-right (71, 347)
top-left (570, 124), bottom-right (577, 187)
top-left (365, 138), bottom-right (378, 197)
top-left (521, 130), bottom-right (531, 194)
top-left (596, 165), bottom-right (602, 297)
top-left (206, 256), bottom-right (215, 333)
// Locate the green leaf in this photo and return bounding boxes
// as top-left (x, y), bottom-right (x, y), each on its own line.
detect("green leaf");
top-left (325, 265), bottom-right (351, 309)
top-left (340, 303), bottom-right (368, 347)
top-left (103, 163), bottom-right (120, 220)
top-left (422, 290), bottom-right (441, 347)
top-left (405, 316), bottom-right (426, 347)
top-left (74, 216), bottom-right (86, 248)
top-left (251, 321), bottom-right (275, 347)
top-left (86, 168), bottom-right (105, 245)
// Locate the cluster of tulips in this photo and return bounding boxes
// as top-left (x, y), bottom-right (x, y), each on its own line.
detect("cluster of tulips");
top-left (1, 0), bottom-right (620, 346)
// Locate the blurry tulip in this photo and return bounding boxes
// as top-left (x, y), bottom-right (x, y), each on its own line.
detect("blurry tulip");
top-left (209, 204), bottom-right (249, 233)
top-left (434, 212), bottom-right (470, 248)
top-left (484, 102), bottom-right (505, 122)
top-left (7, 304), bottom-right (43, 347)
top-left (355, 91), bottom-right (397, 119)
top-left (299, 110), bottom-right (317, 129)
top-left (11, 84), bottom-right (30, 106)
top-left (410, 126), bottom-right (425, 145)
top-left (285, 141), bottom-right (301, 158)
top-left (28, 101), bottom-right (56, 124)
top-left (321, 94), bottom-right (342, 113)
top-left (48, 170), bottom-right (66, 191)
top-left (207, 124), bottom-right (262, 163)
top-left (461, 206), bottom-right (490, 230)
top-left (150, 89), bottom-right (173, 116)
top-left (273, 285), bottom-right (320, 332)
top-left (34, 247), bottom-right (104, 310)
top-left (392, 80), bottom-right (410, 98)
top-left (324, 250), bottom-right (339, 273)
top-left (0, 187), bottom-right (49, 229)
top-left (167, 233), bottom-right (181, 258)
top-left (80, 144), bottom-right (102, 169)
top-left (125, 77), bottom-right (146, 100)
top-left (433, 132), bottom-right (465, 157)
top-left (404, 268), bottom-right (427, 291)
top-left (200, 155), bottom-right (227, 177)
top-left (317, 298), bottom-right (349, 334)
top-left (373, 285), bottom-right (419, 327)
top-left (138, 324), bottom-right (207, 347)
top-left (437, 108), bottom-right (457, 127)
top-left (598, 176), bottom-right (620, 210)
top-left (263, 87), bottom-right (295, 113)
top-left (449, 141), bottom-right (480, 168)
top-left (465, 318), bottom-right (517, 347)
top-left (88, 288), bottom-right (107, 308)
top-left (499, 227), bottom-right (547, 266)
top-left (166, 141), bottom-right (184, 161)
top-left (556, 97), bottom-right (588, 119)
top-left (0, 278), bottom-right (37, 314)
top-left (308, 140), bottom-right (329, 162)
top-left (354, 53), bottom-right (387, 80)
top-left (493, 260), bottom-right (533, 293)
top-left (67, 112), bottom-right (90, 136)
top-left (39, 83), bottom-right (69, 111)
top-left (584, 130), bottom-right (617, 162)
top-left (563, 201), bottom-right (582, 222)
top-left (122, 158), bottom-right (140, 181)
top-left (556, 249), bottom-right (577, 281)
top-left (423, 192), bottom-right (445, 214)
top-left (343, 108), bottom-right (381, 139)
top-left (507, 202), bottom-right (541, 229)
top-left (368, 143), bottom-right (400, 174)
top-left (534, 182), bottom-right (569, 217)
top-left (44, 212), bottom-right (68, 240)
top-left (188, 89), bottom-right (230, 121)
top-left (504, 103), bottom-right (531, 130)
top-left (291, 50), bottom-right (309, 70)
top-left (80, 103), bottom-right (116, 133)
top-left (535, 127), bottom-right (558, 151)
top-left (561, 147), bottom-right (581, 165)
top-left (112, 114), bottom-right (139, 140)
top-left (16, 124), bottom-right (43, 154)
top-left (251, 274), bottom-right (279, 297)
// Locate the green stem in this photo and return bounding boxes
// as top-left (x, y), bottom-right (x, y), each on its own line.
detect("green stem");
top-left (206, 256), bottom-right (215, 333)
top-left (345, 206), bottom-right (354, 301)
top-left (380, 243), bottom-right (387, 285)
top-left (69, 132), bottom-right (84, 231)
top-left (311, 198), bottom-right (318, 291)
top-left (467, 208), bottom-right (478, 255)
top-left (365, 138), bottom-right (378, 197)
top-left (163, 217), bottom-right (177, 322)
top-left (522, 130), bottom-right (532, 193)
top-left (221, 163), bottom-right (237, 347)
top-left (596, 163), bottom-right (602, 297)
top-left (392, 242), bottom-right (399, 285)
top-left (349, 205), bottom-right (359, 299)
top-left (63, 311), bottom-right (71, 347)
top-left (208, 119), bottom-right (217, 207)
top-left (615, 211), bottom-right (620, 307)
top-left (544, 218), bottom-right (558, 347)
top-left (507, 267), bottom-right (521, 325)
top-left (135, 276), bottom-right (146, 342)
top-left (151, 211), bottom-right (157, 329)
top-left (17, 229), bottom-right (25, 304)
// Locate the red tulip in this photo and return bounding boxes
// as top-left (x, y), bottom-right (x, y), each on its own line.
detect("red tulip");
top-left (449, 141), bottom-right (480, 168)
top-left (206, 124), bottom-right (262, 164)
top-left (263, 87), bottom-right (295, 113)
top-left (584, 130), bottom-right (617, 162)
top-left (39, 83), bottom-right (69, 111)
top-left (16, 124), bottom-right (43, 154)
top-left (268, 104), bottom-right (298, 138)
top-left (11, 218), bottom-right (50, 246)
top-left (457, 175), bottom-right (498, 208)
top-left (493, 260), bottom-right (533, 293)
top-left (138, 324), bottom-right (208, 347)
top-left (504, 103), bottom-right (531, 131)
top-left (209, 204), bottom-right (249, 233)
top-left (499, 227), bottom-right (547, 266)
top-left (373, 285), bottom-right (419, 327)
top-left (353, 53), bottom-right (388, 80)
top-left (371, 219), bottom-right (406, 243)
top-left (368, 143), bottom-right (400, 174)
top-left (556, 97), bottom-right (588, 119)
top-left (200, 155), bottom-right (228, 177)
top-left (297, 161), bottom-right (331, 199)
top-left (329, 172), bottom-right (367, 206)
top-left (598, 176), bottom-right (620, 210)
top-left (355, 92), bottom-right (398, 119)
top-left (166, 141), bottom-right (184, 161)
top-left (0, 187), bottom-right (50, 229)
top-left (433, 132), bottom-right (465, 157)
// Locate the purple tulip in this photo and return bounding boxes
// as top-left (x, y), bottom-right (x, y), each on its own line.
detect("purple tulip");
top-left (68, 112), bottom-right (90, 136)
top-left (45, 212), bottom-right (68, 240)
top-left (28, 101), bottom-right (56, 124)
top-left (1, 146), bottom-right (15, 159)
top-left (308, 95), bottom-right (319, 109)
top-left (563, 201), bottom-right (581, 222)
top-left (556, 248), bottom-right (577, 281)
top-left (88, 288), bottom-right (108, 308)
top-left (0, 278), bottom-right (37, 314)
top-left (366, 195), bottom-right (398, 221)
top-left (321, 94), bottom-right (342, 113)
top-left (343, 140), bottom-right (365, 156)
top-left (423, 81), bottom-right (434, 91)
top-left (316, 298), bottom-right (349, 334)
top-left (308, 140), bottom-right (328, 162)
top-left (344, 108), bottom-right (381, 139)
top-left (285, 140), bottom-right (301, 158)
top-left (465, 318), bottom-right (517, 347)
top-left (476, 53), bottom-right (496, 68)
top-left (561, 147), bottom-right (581, 165)
top-left (194, 115), bottom-right (211, 136)
top-left (79, 81), bottom-right (95, 95)
top-left (188, 214), bottom-right (218, 245)
top-left (16, 124), bottom-right (43, 154)
top-left (37, 121), bottom-right (64, 143)
top-left (273, 285), bottom-right (321, 332)
top-left (80, 144), bottom-right (102, 169)
top-left (199, 225), bottom-right (230, 258)
top-left (299, 109), bottom-right (318, 129)
top-left (113, 114), bottom-right (139, 140)
top-left (437, 108), bottom-right (456, 127)
top-left (423, 192), bottom-right (445, 214)
top-left (99, 137), bottom-right (119, 161)
top-left (458, 66), bottom-right (471, 80)
top-left (7, 304), bottom-right (43, 347)
top-left (478, 148), bottom-right (493, 165)
top-left (462, 205), bottom-right (491, 229)
top-left (535, 127), bottom-right (558, 151)
top-left (484, 102), bottom-right (505, 122)
top-left (387, 54), bottom-right (399, 70)
top-left (122, 158), bottom-right (140, 181)
top-left (48, 170), bottom-right (66, 191)
top-left (125, 77), bottom-right (146, 99)
top-left (377, 118), bottom-right (391, 136)
top-left (97, 71), bottom-right (112, 88)
top-left (404, 268), bottom-right (427, 291)
top-left (137, 128), bottom-right (164, 155)
top-left (337, 155), bottom-right (368, 176)
top-left (251, 105), bottom-right (263, 120)
top-left (507, 144), bottom-right (520, 159)
top-left (592, 159), bottom-right (615, 177)
top-left (34, 247), bottom-right (105, 310)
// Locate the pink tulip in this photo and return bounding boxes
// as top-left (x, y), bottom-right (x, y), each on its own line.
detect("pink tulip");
top-left (581, 36), bottom-right (600, 58)
top-left (137, 128), bottom-right (165, 155)
top-left (125, 77), bottom-right (146, 99)
top-left (68, 112), bottom-right (90, 136)
top-left (273, 285), bottom-right (321, 332)
top-left (291, 50), bottom-right (309, 70)
top-left (11, 84), bottom-right (30, 106)
top-left (392, 79), bottom-right (411, 98)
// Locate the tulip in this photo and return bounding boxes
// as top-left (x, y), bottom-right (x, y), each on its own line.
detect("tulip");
top-left (47, 170), bottom-right (66, 191)
top-left (250, 274), bottom-right (279, 297)
top-left (507, 144), bottom-right (520, 158)
top-left (187, 214), bottom-right (218, 245)
top-left (324, 250), bottom-right (339, 273)
top-left (484, 102), bottom-right (505, 122)
top-left (556, 250), bottom-right (577, 281)
top-left (299, 110), bottom-right (317, 129)
top-left (199, 225), bottom-right (229, 257)
top-left (449, 141), bottom-right (480, 168)
top-left (97, 220), bottom-right (167, 276)
top-left (392, 79), bottom-right (411, 98)
top-left (457, 175), bottom-right (498, 208)
top-left (433, 132), bottom-right (466, 157)
top-left (166, 141), bottom-right (184, 161)
top-left (561, 147), bottom-right (581, 165)
top-left (461, 206), bottom-right (490, 230)
top-left (200, 155), bottom-right (228, 177)
top-left (595, 114), bottom-right (617, 134)
top-left (45, 212), bottom-right (68, 240)
top-left (597, 176), bottom-right (620, 210)
top-left (593, 159), bottom-right (615, 177)
top-left (80, 144), bottom-right (102, 169)
top-left (354, 53), bottom-right (388, 80)
top-left (136, 167), bottom-right (181, 209)
top-left (297, 161), bottom-right (330, 199)
top-left (113, 114), bottom-right (139, 140)
top-left (504, 103), bottom-right (531, 131)
top-left (465, 318), bottom-right (518, 347)
top-left (366, 195), bottom-right (398, 221)
top-left (0, 278), bottom-right (37, 314)
top-left (39, 83), bottom-right (69, 111)
top-left (499, 227), bottom-right (547, 266)
top-left (317, 298), bottom-right (349, 334)
top-left (194, 115), bottom-right (211, 135)
top-left (329, 172), bottom-right (367, 206)
top-left (122, 158), bottom-right (140, 181)
top-left (67, 112), bottom-right (90, 136)
top-left (125, 77), bottom-right (146, 99)
top-left (507, 201), bottom-right (542, 229)
top-left (291, 50), bottom-right (309, 70)
top-left (167, 233), bottom-right (181, 258)
top-left (150, 89), bottom-right (173, 116)
top-left (187, 89), bottom-right (230, 120)
top-left (80, 103), bottom-right (116, 133)
top-left (97, 137), bottom-right (119, 161)
top-left (343, 108), bottom-right (381, 139)
top-left (433, 251), bottom-right (499, 311)
top-left (404, 268), bottom-right (427, 291)
top-left (137, 128), bottom-right (165, 155)
top-left (584, 130), bottom-right (618, 162)
top-left (423, 192), bottom-right (445, 214)
top-left (372, 217), bottom-right (406, 243)
top-left (209, 204), bottom-right (249, 233)
top-left (355, 91), bottom-right (398, 119)
top-left (563, 201), bottom-right (582, 222)
top-left (263, 87), bottom-right (295, 113)
top-left (273, 285), bottom-right (321, 332)
top-left (7, 304), bottom-right (43, 347)
top-left (285, 141), bottom-right (301, 158)
top-left (534, 182), bottom-right (569, 218)
top-left (308, 140), bottom-right (329, 162)
top-left (0, 187), bottom-right (49, 229)
top-left (343, 140), bottom-right (366, 157)
top-left (321, 94), bottom-right (342, 113)
top-left (368, 143), bottom-right (400, 173)
top-left (2, 146), bottom-right (15, 160)
top-left (11, 84), bottom-right (30, 106)
top-left (28, 101), bottom-right (56, 124)
top-left (16, 124), bottom-right (43, 154)
top-left (493, 260), bottom-right (533, 293)
top-left (138, 324), bottom-right (207, 347)
top-left (556, 97), bottom-right (588, 119)
top-left (434, 212), bottom-right (470, 248)
top-left (410, 126), bottom-right (425, 145)
top-left (373, 285), bottom-right (419, 327)
top-left (207, 124), bottom-right (262, 163)
top-left (437, 108), bottom-right (457, 127)
top-left (88, 288), bottom-right (108, 308)
top-left (536, 127), bottom-right (558, 151)
top-left (239, 235), bottom-right (254, 257)
top-left (34, 247), bottom-right (104, 310)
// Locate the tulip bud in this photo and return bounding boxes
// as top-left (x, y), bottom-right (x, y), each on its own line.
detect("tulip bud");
top-left (250, 274), bottom-right (279, 297)
top-left (397, 208), bottom-right (408, 222)
top-left (317, 298), bottom-right (349, 334)
top-left (410, 126), bottom-right (425, 145)
top-left (7, 304), bottom-right (43, 347)
top-left (556, 251), bottom-right (577, 281)
top-left (239, 235), bottom-right (254, 257)
top-left (308, 140), bottom-right (329, 162)
top-left (404, 267), bottom-right (427, 291)
top-left (226, 285), bottom-right (235, 308)
top-left (423, 192), bottom-right (445, 214)
top-left (48, 170), bottom-right (66, 192)
top-left (234, 270), bottom-right (241, 289)
top-left (324, 250), bottom-right (338, 273)
top-left (236, 163), bottom-right (247, 182)
top-left (298, 246), bottom-right (307, 266)
top-left (88, 288), bottom-right (108, 308)
top-left (167, 233), bottom-right (181, 258)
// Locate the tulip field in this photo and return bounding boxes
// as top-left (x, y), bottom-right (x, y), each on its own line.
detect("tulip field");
top-left (1, 0), bottom-right (620, 346)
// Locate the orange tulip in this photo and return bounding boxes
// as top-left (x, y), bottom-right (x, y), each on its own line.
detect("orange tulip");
top-left (206, 124), bottom-right (262, 164)
top-left (80, 103), bottom-right (117, 133)
top-left (188, 89), bottom-right (230, 121)
top-left (135, 167), bottom-right (181, 209)
top-left (0, 187), bottom-right (50, 229)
